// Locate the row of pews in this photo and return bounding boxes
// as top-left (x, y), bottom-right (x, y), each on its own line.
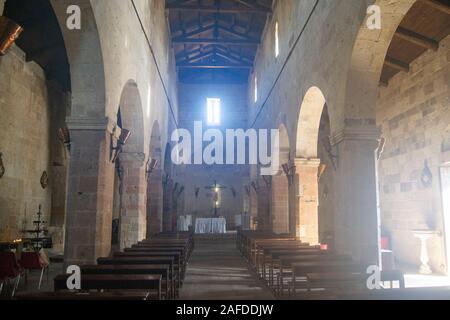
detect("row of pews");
top-left (237, 230), bottom-right (450, 300)
top-left (15, 232), bottom-right (193, 300)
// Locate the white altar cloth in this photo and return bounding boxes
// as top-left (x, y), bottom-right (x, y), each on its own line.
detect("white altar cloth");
top-left (195, 218), bottom-right (227, 234)
top-left (177, 215), bottom-right (193, 232)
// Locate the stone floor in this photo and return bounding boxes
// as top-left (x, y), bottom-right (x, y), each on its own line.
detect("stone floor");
top-left (179, 237), bottom-right (274, 300)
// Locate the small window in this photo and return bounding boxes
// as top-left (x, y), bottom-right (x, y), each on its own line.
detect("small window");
top-left (207, 98), bottom-right (221, 126)
top-left (275, 21), bottom-right (279, 57)
top-left (254, 76), bottom-right (258, 103)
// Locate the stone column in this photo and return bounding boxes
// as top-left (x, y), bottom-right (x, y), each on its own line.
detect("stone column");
top-left (0, 1), bottom-right (5, 15)
top-left (147, 168), bottom-right (163, 237)
top-left (162, 178), bottom-right (173, 232)
top-left (118, 152), bottom-right (146, 249)
top-left (249, 186), bottom-right (258, 230)
top-left (271, 175), bottom-right (290, 234)
top-left (64, 120), bottom-right (115, 266)
top-left (257, 183), bottom-right (271, 231)
top-left (294, 158), bottom-right (320, 245)
top-left (331, 128), bottom-right (380, 264)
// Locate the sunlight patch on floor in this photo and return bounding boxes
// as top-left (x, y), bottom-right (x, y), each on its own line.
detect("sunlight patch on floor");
top-left (405, 274), bottom-right (450, 288)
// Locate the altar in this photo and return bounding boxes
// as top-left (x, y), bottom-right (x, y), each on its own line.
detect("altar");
top-left (194, 218), bottom-right (227, 234)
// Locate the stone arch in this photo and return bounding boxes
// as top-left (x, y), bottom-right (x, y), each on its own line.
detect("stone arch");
top-left (341, 0), bottom-right (416, 134)
top-left (50, 0), bottom-right (106, 120)
top-left (162, 142), bottom-right (175, 231)
top-left (271, 122), bottom-right (291, 234)
top-left (293, 87), bottom-right (327, 244)
top-left (147, 121), bottom-right (163, 237)
top-left (296, 86), bottom-right (327, 159)
top-left (116, 80), bottom-right (146, 249)
top-left (331, 0), bottom-right (417, 263)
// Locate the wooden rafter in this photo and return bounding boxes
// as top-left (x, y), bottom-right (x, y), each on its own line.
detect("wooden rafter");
top-left (384, 56), bottom-right (410, 73)
top-left (177, 62), bottom-right (253, 69)
top-left (172, 38), bottom-right (260, 45)
top-left (419, 0), bottom-right (450, 14)
top-left (395, 27), bottom-right (439, 51)
top-left (166, 2), bottom-right (271, 14)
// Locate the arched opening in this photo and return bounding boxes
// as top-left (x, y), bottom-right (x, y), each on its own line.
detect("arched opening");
top-left (115, 80), bottom-right (146, 249)
top-left (271, 123), bottom-right (290, 234)
top-left (294, 87), bottom-right (327, 245)
top-left (0, 0), bottom-right (71, 255)
top-left (146, 121), bottom-right (163, 237)
top-left (162, 142), bottom-right (174, 232)
top-left (342, 0), bottom-right (450, 271)
top-left (374, 0), bottom-right (450, 278)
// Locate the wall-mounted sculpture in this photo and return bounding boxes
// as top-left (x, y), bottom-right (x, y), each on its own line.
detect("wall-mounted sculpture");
top-left (321, 136), bottom-right (338, 170)
top-left (0, 16), bottom-right (23, 56)
top-left (421, 160), bottom-right (433, 188)
top-left (40, 171), bottom-right (48, 189)
top-left (0, 152), bottom-right (5, 178)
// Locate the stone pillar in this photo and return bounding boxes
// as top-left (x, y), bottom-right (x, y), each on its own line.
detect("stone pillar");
top-left (162, 178), bottom-right (173, 232)
top-left (257, 183), bottom-right (271, 231)
top-left (331, 128), bottom-right (380, 264)
top-left (249, 187), bottom-right (258, 230)
top-left (0, 1), bottom-right (4, 15)
top-left (64, 124), bottom-right (115, 266)
top-left (271, 175), bottom-right (290, 234)
top-left (118, 152), bottom-right (146, 249)
top-left (294, 158), bottom-right (320, 245)
top-left (147, 169), bottom-right (163, 237)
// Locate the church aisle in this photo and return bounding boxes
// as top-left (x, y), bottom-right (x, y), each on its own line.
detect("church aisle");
top-left (179, 236), bottom-right (274, 300)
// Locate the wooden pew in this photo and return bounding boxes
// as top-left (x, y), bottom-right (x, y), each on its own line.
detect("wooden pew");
top-left (129, 245), bottom-right (188, 270)
top-left (81, 264), bottom-right (172, 299)
top-left (15, 291), bottom-right (151, 300)
top-left (97, 256), bottom-right (177, 298)
top-left (290, 261), bottom-right (366, 295)
top-left (54, 274), bottom-right (162, 300)
top-left (306, 272), bottom-right (368, 292)
top-left (258, 246), bottom-right (321, 279)
top-left (275, 254), bottom-right (351, 295)
top-left (113, 251), bottom-right (183, 287)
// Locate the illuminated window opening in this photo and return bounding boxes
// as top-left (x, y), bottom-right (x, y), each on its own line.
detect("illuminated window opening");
top-left (207, 98), bottom-right (221, 126)
top-left (254, 76), bottom-right (258, 103)
top-left (275, 21), bottom-right (279, 57)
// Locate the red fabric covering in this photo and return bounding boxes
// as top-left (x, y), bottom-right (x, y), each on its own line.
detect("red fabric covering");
top-left (0, 252), bottom-right (23, 279)
top-left (381, 236), bottom-right (390, 250)
top-left (20, 251), bottom-right (48, 270)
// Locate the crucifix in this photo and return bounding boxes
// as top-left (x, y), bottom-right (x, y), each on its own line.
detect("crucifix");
top-left (204, 181), bottom-right (227, 217)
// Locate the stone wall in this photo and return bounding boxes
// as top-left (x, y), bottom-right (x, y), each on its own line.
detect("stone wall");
top-left (376, 35), bottom-right (450, 273)
top-left (176, 82), bottom-right (249, 229)
top-left (0, 45), bottom-right (69, 252)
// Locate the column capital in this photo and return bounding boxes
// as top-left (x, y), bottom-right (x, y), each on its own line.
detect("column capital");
top-left (294, 158), bottom-right (321, 168)
top-left (330, 127), bottom-right (381, 146)
top-left (67, 116), bottom-right (114, 133)
top-left (119, 152), bottom-right (146, 165)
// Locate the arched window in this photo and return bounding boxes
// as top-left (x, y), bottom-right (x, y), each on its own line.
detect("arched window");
top-left (207, 98), bottom-right (221, 126)
top-left (275, 21), bottom-right (279, 58)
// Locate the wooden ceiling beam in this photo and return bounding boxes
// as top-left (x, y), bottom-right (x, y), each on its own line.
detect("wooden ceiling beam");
top-left (395, 27), bottom-right (439, 51)
top-left (172, 23), bottom-right (216, 40)
top-left (177, 62), bottom-right (253, 69)
top-left (384, 56), bottom-right (410, 73)
top-left (232, 0), bottom-right (272, 14)
top-left (419, 0), bottom-right (450, 15)
top-left (166, 4), bottom-right (272, 14)
top-left (173, 38), bottom-right (260, 45)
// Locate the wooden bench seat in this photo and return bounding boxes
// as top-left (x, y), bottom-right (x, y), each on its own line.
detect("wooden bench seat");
top-left (97, 257), bottom-right (177, 298)
top-left (15, 291), bottom-right (152, 300)
top-left (54, 274), bottom-right (162, 300)
top-left (81, 264), bottom-right (172, 299)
